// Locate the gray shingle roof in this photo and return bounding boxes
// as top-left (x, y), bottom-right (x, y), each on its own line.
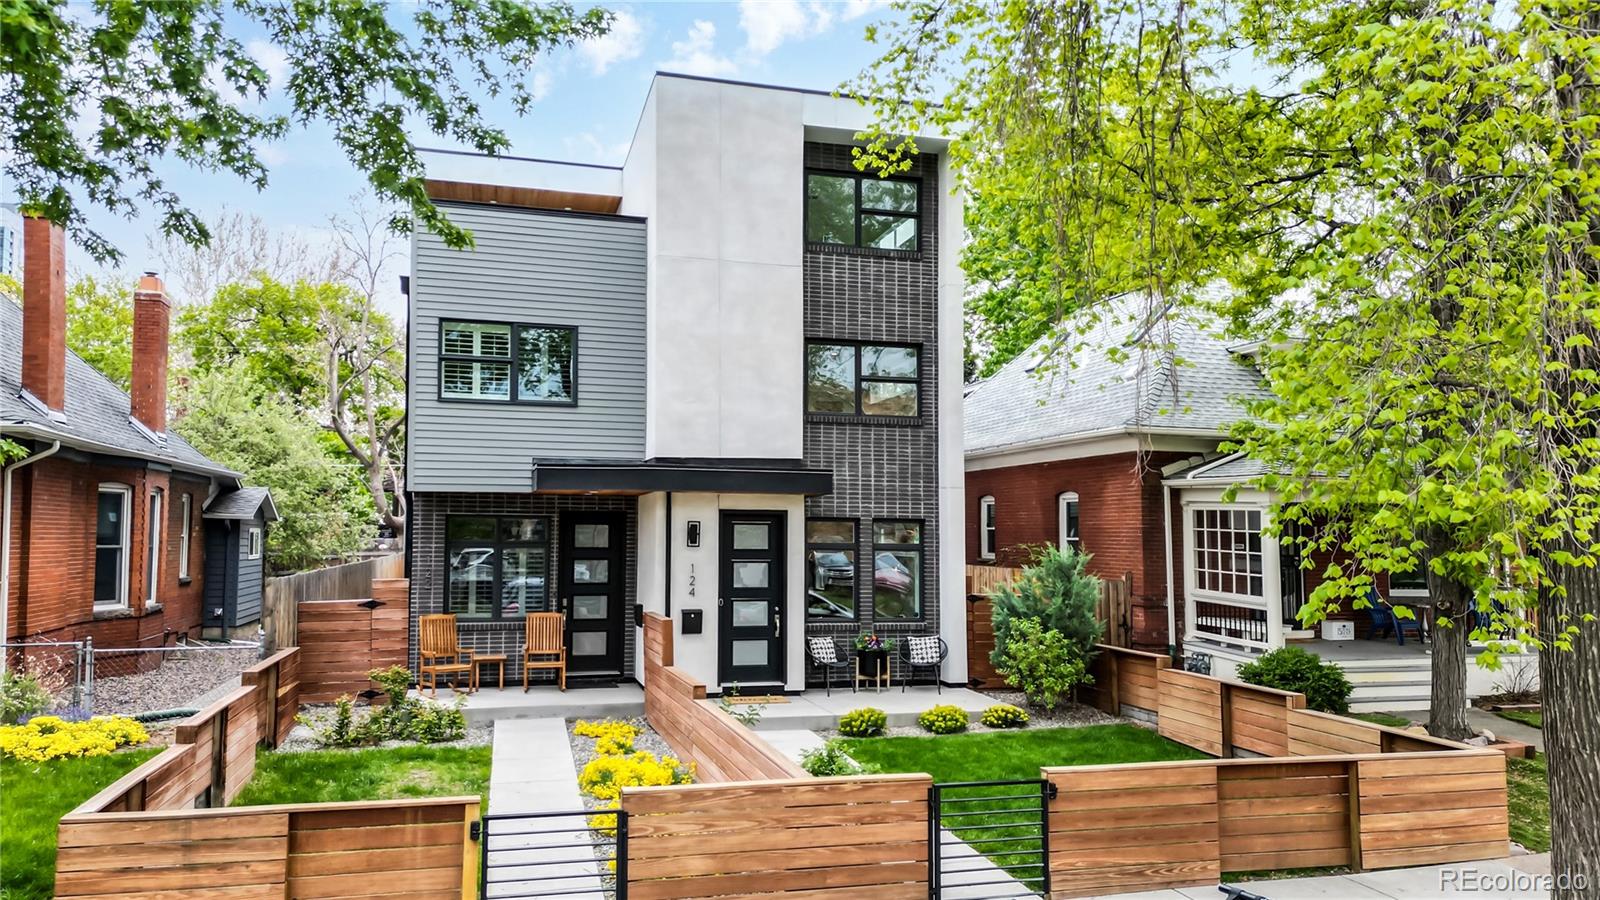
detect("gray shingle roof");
top-left (964, 294), bottom-right (1275, 454)
top-left (0, 298), bottom-right (238, 479)
top-left (204, 486), bottom-right (278, 521)
top-left (1166, 452), bottom-right (1278, 484)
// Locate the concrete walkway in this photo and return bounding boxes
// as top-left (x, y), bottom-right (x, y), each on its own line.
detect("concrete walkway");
top-left (483, 718), bottom-right (605, 900)
top-left (1091, 854), bottom-right (1553, 899)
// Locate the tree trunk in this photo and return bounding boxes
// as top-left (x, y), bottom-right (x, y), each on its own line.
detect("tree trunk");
top-left (1541, 540), bottom-right (1600, 895)
top-left (1425, 572), bottom-right (1473, 741)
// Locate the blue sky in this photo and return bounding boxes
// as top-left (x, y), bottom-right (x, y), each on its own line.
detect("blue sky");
top-left (32, 1), bottom-right (899, 317)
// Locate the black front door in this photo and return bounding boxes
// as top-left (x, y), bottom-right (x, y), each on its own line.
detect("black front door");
top-left (719, 512), bottom-right (785, 686)
top-left (559, 512), bottom-right (626, 677)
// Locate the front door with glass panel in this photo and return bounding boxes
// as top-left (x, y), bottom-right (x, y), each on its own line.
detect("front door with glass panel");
top-left (719, 512), bottom-right (785, 685)
top-left (559, 512), bottom-right (626, 677)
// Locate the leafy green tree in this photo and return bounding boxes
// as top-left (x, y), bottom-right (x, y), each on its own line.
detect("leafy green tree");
top-left (173, 364), bottom-right (372, 571)
top-left (179, 277), bottom-right (349, 407)
top-left (65, 276), bottom-right (135, 390)
top-left (1, 1), bottom-right (610, 263)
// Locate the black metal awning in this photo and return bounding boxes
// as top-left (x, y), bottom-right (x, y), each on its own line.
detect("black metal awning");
top-left (529, 458), bottom-right (833, 495)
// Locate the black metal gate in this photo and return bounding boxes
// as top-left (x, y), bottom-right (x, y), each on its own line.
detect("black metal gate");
top-left (930, 779), bottom-right (1053, 898)
top-left (480, 808), bottom-right (627, 899)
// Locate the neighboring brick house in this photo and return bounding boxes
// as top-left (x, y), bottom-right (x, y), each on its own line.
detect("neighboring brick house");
top-left (964, 296), bottom-right (1273, 652)
top-left (406, 73), bottom-right (966, 692)
top-left (2, 215), bottom-right (275, 662)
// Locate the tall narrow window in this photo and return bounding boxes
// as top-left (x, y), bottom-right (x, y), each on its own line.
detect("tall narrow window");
top-left (872, 520), bottom-right (923, 619)
top-left (95, 485), bottom-right (132, 607)
top-left (146, 489), bottom-right (163, 603)
top-left (246, 526), bottom-right (263, 560)
top-left (979, 497), bottom-right (996, 560)
top-left (178, 493), bottom-right (192, 580)
top-left (1058, 492), bottom-right (1080, 550)
top-left (805, 519), bottom-right (857, 621)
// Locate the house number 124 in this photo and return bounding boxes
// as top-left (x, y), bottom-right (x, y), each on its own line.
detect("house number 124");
top-left (687, 563), bottom-right (696, 597)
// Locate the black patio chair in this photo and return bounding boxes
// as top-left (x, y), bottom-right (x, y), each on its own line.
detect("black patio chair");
top-left (808, 636), bottom-right (853, 697)
top-left (898, 635), bottom-right (948, 693)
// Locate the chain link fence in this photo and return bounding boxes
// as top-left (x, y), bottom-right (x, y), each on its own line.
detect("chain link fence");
top-left (4, 637), bottom-right (262, 718)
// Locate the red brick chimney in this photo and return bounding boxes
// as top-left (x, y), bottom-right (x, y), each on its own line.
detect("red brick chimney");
top-left (21, 215), bottom-right (67, 412)
top-left (130, 272), bottom-right (170, 435)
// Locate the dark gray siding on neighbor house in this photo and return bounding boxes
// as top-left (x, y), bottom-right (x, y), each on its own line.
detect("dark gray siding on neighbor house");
top-left (232, 512), bottom-right (265, 627)
top-left (409, 202), bottom-right (648, 492)
top-left (802, 143), bottom-right (943, 684)
top-left (203, 523), bottom-right (232, 626)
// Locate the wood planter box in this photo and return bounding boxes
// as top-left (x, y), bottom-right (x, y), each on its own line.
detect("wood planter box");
top-left (1489, 738), bottom-right (1536, 759)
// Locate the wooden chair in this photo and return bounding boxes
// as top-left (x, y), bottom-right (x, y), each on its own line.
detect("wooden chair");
top-left (523, 612), bottom-right (567, 692)
top-left (418, 614), bottom-right (474, 696)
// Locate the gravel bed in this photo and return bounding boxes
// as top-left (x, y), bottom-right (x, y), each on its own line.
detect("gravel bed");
top-left (818, 696), bottom-right (1124, 740)
top-left (276, 701), bottom-right (493, 752)
top-left (92, 643), bottom-right (260, 716)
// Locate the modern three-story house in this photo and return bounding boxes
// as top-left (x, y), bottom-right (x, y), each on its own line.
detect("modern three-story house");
top-left (406, 74), bottom-right (966, 693)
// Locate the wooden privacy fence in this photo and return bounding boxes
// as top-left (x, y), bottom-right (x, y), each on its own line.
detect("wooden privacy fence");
top-left (56, 797), bottom-right (479, 900)
top-left (641, 612), bottom-right (806, 781)
top-left (262, 553), bottom-right (404, 652)
top-left (965, 565), bottom-right (1132, 687)
top-left (296, 578), bottom-right (409, 702)
top-left (620, 774), bottom-right (931, 899)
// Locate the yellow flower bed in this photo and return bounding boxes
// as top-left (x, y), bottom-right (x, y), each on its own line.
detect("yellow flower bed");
top-left (578, 750), bottom-right (694, 802)
top-left (0, 715), bottom-right (149, 761)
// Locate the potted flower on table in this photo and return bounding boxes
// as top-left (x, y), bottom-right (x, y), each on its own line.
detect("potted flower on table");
top-left (854, 632), bottom-right (897, 681)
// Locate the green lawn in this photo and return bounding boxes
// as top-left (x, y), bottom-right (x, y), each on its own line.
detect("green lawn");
top-left (0, 749), bottom-right (161, 900)
top-left (1350, 711), bottom-right (1413, 728)
top-left (232, 745), bottom-right (491, 808)
top-left (840, 724), bottom-right (1208, 882)
top-left (1496, 708), bottom-right (1543, 730)
top-left (1507, 755), bottom-right (1549, 852)
top-left (838, 723), bottom-right (1209, 781)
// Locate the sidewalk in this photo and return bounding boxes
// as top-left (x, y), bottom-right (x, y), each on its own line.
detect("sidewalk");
top-left (483, 718), bottom-right (605, 900)
top-left (1093, 854), bottom-right (1553, 899)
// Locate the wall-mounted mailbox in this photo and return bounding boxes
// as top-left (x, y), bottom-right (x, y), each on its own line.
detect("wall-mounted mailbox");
top-left (681, 609), bottom-right (704, 634)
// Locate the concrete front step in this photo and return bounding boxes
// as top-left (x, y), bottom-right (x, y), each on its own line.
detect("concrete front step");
top-left (1350, 695), bottom-right (1433, 713)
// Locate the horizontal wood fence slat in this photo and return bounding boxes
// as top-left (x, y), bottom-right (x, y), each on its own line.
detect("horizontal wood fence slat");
top-left (621, 774), bottom-right (931, 900)
top-left (965, 565), bottom-right (1132, 686)
top-left (296, 578), bottom-right (409, 703)
top-left (262, 554), bottom-right (403, 653)
top-left (641, 613), bottom-right (805, 782)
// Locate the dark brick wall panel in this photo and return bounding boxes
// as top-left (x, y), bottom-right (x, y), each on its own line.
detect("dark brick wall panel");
top-left (802, 143), bottom-right (943, 683)
top-left (409, 492), bottom-right (639, 684)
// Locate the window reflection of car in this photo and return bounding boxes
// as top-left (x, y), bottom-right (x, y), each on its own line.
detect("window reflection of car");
top-left (874, 552), bottom-right (912, 595)
top-left (806, 589), bottom-right (852, 619)
top-left (451, 548), bottom-right (494, 581)
top-left (810, 552), bottom-right (854, 590)
top-left (502, 574), bottom-right (546, 615)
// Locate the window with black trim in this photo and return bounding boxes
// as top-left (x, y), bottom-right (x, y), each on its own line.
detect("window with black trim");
top-left (440, 320), bottom-right (575, 404)
top-left (806, 341), bottom-right (920, 417)
top-left (806, 519), bottom-right (857, 621)
top-left (446, 516), bottom-right (551, 620)
top-left (805, 171), bottom-right (920, 251)
top-left (872, 520), bottom-right (922, 619)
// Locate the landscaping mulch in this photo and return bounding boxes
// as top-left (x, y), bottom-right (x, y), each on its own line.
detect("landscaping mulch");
top-left (278, 702), bottom-right (492, 752)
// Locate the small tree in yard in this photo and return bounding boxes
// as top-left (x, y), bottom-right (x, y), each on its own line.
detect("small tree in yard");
top-left (988, 544), bottom-right (1103, 672)
top-left (995, 618), bottom-right (1092, 711)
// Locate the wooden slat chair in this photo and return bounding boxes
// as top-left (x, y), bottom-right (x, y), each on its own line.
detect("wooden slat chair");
top-left (418, 614), bottom-right (474, 697)
top-left (523, 612), bottom-right (567, 692)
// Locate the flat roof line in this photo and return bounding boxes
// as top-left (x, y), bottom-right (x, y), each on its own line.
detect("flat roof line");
top-left (412, 146), bottom-right (624, 172)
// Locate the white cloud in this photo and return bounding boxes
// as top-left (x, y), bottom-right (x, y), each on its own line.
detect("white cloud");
top-left (735, 1), bottom-right (886, 58)
top-left (530, 69), bottom-right (554, 101)
top-left (660, 21), bottom-right (738, 78)
top-left (579, 9), bottom-right (644, 75)
top-left (246, 39), bottom-right (291, 88)
top-left (562, 132), bottom-right (632, 165)
top-left (839, 0), bottom-right (886, 21)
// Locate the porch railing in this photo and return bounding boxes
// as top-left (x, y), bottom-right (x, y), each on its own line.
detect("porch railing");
top-left (1190, 597), bottom-right (1271, 648)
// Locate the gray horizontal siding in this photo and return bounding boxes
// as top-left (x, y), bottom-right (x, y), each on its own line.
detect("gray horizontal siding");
top-left (410, 203), bottom-right (648, 492)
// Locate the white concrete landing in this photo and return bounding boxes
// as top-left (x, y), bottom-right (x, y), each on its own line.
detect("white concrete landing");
top-left (483, 718), bottom-right (607, 900)
top-left (427, 683), bottom-right (646, 726)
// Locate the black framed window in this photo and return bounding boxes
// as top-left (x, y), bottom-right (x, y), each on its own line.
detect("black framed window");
top-left (440, 320), bottom-right (575, 404)
top-left (872, 520), bottom-right (923, 619)
top-left (806, 341), bottom-right (920, 417)
top-left (446, 516), bottom-right (551, 620)
top-left (806, 518), bottom-right (857, 621)
top-left (805, 171), bottom-right (920, 251)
